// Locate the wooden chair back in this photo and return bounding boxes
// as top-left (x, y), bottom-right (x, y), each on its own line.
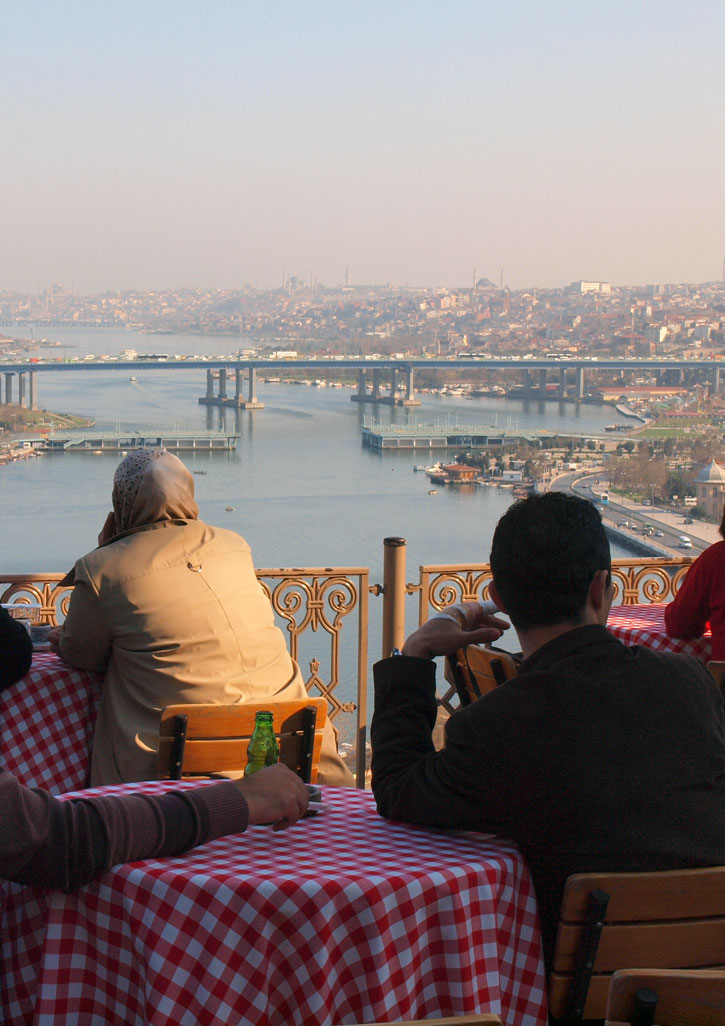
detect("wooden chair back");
top-left (605, 968), bottom-right (725, 1026)
top-left (548, 866), bottom-right (725, 1022)
top-left (158, 698), bottom-right (327, 783)
top-left (444, 644), bottom-right (518, 706)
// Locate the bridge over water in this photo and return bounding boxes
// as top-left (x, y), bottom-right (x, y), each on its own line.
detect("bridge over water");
top-left (0, 356), bottom-right (720, 411)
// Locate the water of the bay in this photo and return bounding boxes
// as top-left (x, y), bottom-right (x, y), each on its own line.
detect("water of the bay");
top-left (1, 327), bottom-right (632, 712)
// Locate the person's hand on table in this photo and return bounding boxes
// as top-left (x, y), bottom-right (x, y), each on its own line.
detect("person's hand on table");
top-left (401, 599), bottom-right (510, 661)
top-left (235, 763), bottom-right (310, 831)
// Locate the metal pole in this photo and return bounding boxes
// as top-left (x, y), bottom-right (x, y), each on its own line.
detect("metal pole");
top-left (382, 536), bottom-right (407, 658)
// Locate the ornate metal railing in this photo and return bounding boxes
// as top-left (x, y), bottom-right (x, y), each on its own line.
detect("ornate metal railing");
top-left (257, 567), bottom-right (369, 786)
top-left (0, 550), bottom-right (695, 786)
top-left (411, 556), bottom-right (694, 622)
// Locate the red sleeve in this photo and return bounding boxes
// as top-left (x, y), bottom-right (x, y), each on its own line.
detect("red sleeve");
top-left (0, 771), bottom-right (248, 891)
top-left (665, 551), bottom-right (713, 641)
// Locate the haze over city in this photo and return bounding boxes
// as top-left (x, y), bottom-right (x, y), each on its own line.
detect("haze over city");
top-left (4, 0), bottom-right (724, 294)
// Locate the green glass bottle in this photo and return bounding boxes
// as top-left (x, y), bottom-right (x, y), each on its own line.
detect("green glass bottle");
top-left (244, 711), bottom-right (280, 777)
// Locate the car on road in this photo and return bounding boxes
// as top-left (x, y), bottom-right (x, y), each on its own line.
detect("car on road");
top-left (618, 520), bottom-right (630, 527)
top-left (684, 517), bottom-right (694, 524)
top-left (654, 530), bottom-right (664, 537)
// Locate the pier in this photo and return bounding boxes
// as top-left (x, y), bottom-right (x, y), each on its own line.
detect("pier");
top-left (362, 419), bottom-right (536, 449)
top-left (40, 432), bottom-right (239, 452)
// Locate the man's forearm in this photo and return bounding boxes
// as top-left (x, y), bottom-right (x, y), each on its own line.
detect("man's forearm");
top-left (0, 773), bottom-right (248, 891)
top-left (370, 656), bottom-right (441, 820)
top-left (371, 656), bottom-right (493, 831)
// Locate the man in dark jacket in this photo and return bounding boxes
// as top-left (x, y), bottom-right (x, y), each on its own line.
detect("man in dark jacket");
top-left (371, 492), bottom-right (725, 967)
top-left (0, 604), bottom-right (33, 689)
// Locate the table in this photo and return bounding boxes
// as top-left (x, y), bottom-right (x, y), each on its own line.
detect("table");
top-left (0, 651), bottom-right (102, 793)
top-left (1, 784), bottom-right (547, 1026)
top-left (607, 603), bottom-right (712, 663)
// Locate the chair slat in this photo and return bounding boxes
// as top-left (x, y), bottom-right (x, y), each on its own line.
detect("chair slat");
top-left (559, 867), bottom-right (725, 921)
top-left (605, 969), bottom-right (725, 1026)
top-left (160, 699), bottom-right (327, 738)
top-left (554, 918), bottom-right (725, 972)
top-left (549, 973), bottom-right (612, 1019)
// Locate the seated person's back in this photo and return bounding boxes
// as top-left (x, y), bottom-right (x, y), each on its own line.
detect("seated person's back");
top-left (54, 448), bottom-right (352, 786)
top-left (371, 492), bottom-right (725, 967)
top-left (0, 604), bottom-right (33, 690)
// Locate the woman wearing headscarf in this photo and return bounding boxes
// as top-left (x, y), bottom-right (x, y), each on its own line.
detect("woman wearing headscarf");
top-left (50, 449), bottom-right (353, 787)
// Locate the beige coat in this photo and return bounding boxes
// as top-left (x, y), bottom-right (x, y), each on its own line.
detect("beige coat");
top-left (59, 520), bottom-right (353, 786)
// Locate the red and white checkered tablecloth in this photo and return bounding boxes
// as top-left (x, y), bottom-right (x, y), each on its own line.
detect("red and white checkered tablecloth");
top-left (0, 651), bottom-right (102, 794)
top-left (607, 603), bottom-right (712, 662)
top-left (1, 783), bottom-right (547, 1026)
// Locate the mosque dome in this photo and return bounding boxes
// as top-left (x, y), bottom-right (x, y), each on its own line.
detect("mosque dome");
top-left (695, 460), bottom-right (725, 484)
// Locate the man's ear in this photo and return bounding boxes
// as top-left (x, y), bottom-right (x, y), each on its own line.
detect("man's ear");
top-left (588, 569), bottom-right (610, 613)
top-left (489, 581), bottom-right (508, 614)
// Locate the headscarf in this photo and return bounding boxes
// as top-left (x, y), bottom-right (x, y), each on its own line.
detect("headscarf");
top-left (111, 449), bottom-right (199, 533)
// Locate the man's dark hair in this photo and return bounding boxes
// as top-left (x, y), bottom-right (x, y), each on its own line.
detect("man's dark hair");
top-left (490, 492), bottom-right (611, 631)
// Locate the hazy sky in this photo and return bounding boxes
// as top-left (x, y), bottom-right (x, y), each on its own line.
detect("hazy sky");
top-left (3, 1), bottom-right (724, 293)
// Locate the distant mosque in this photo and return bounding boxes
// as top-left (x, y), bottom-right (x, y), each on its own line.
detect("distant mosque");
top-left (694, 460), bottom-right (725, 518)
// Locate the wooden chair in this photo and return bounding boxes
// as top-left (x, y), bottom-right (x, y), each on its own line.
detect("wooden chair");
top-left (157, 698), bottom-right (327, 783)
top-left (548, 866), bottom-right (725, 1022)
top-left (444, 644), bottom-right (519, 706)
top-left (605, 969), bottom-right (725, 1026)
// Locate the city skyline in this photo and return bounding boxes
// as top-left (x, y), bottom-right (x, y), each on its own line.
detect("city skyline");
top-left (3, 1), bottom-right (724, 294)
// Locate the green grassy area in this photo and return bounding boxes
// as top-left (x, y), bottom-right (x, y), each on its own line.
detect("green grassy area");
top-left (639, 426), bottom-right (719, 441)
top-left (1, 405), bottom-right (94, 436)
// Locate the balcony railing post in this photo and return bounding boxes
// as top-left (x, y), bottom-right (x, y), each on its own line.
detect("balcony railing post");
top-left (382, 537), bottom-right (407, 658)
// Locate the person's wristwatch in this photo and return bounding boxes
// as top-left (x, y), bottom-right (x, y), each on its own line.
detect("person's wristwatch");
top-left (390, 647), bottom-right (403, 657)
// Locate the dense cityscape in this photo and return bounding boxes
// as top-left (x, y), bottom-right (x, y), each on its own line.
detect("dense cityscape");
top-left (2, 277), bottom-right (724, 361)
top-left (3, 277), bottom-right (725, 509)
